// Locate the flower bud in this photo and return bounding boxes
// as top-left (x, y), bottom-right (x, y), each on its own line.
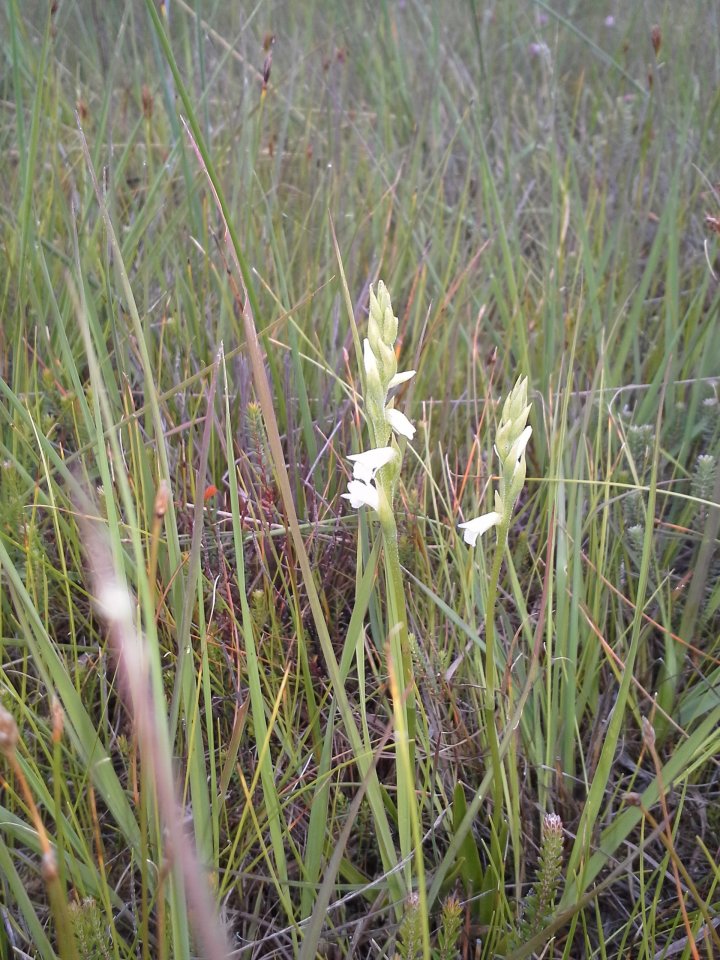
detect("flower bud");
top-left (506, 452), bottom-right (527, 503)
top-left (375, 280), bottom-right (392, 318)
top-left (501, 376), bottom-right (528, 425)
top-left (375, 339), bottom-right (398, 386)
top-left (363, 338), bottom-right (383, 394)
top-left (383, 305), bottom-right (398, 345)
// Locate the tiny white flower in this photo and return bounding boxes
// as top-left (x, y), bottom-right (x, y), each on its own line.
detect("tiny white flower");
top-left (342, 478), bottom-right (380, 511)
top-left (458, 511), bottom-right (502, 546)
top-left (385, 406), bottom-right (416, 440)
top-left (508, 426), bottom-right (532, 467)
top-left (388, 369), bottom-right (416, 389)
top-left (347, 447), bottom-right (396, 484)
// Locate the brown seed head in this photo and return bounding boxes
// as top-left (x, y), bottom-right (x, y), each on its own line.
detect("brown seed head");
top-left (262, 53), bottom-right (272, 89)
top-left (42, 848), bottom-right (58, 882)
top-left (52, 698), bottom-right (64, 744)
top-left (642, 715), bottom-right (656, 748)
top-left (154, 479), bottom-right (171, 519)
top-left (651, 24), bottom-right (661, 56)
top-left (141, 84), bottom-right (154, 121)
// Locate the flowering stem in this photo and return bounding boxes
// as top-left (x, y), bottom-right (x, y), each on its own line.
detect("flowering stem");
top-left (483, 517), bottom-right (509, 904)
top-left (379, 510), bottom-right (418, 884)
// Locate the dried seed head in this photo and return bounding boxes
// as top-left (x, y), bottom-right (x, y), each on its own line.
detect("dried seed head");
top-left (651, 24), bottom-right (661, 56)
top-left (262, 53), bottom-right (272, 90)
top-left (642, 715), bottom-right (656, 748)
top-left (0, 704), bottom-right (19, 759)
top-left (154, 479), bottom-right (171, 519)
top-left (41, 848), bottom-right (58, 882)
top-left (52, 698), bottom-right (64, 744)
top-left (141, 84), bottom-right (154, 120)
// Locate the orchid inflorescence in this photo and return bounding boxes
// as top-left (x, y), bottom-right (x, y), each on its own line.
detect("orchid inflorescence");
top-left (458, 376), bottom-right (532, 546)
top-left (342, 281), bottom-right (415, 521)
top-left (342, 282), bottom-right (532, 552)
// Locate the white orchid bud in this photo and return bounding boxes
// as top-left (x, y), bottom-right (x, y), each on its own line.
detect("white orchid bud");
top-left (388, 369), bottom-right (416, 389)
top-left (383, 305), bottom-right (398, 345)
top-left (502, 426), bottom-right (532, 500)
top-left (385, 407), bottom-right (416, 440)
top-left (377, 340), bottom-right (398, 386)
top-left (501, 377), bottom-right (529, 425)
top-left (375, 280), bottom-right (392, 318)
top-left (363, 338), bottom-right (383, 393)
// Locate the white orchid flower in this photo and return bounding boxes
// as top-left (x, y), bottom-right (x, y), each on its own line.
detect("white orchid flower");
top-left (347, 446), bottom-right (397, 484)
top-left (363, 338), bottom-right (383, 389)
top-left (342, 478), bottom-right (380, 511)
top-left (458, 510), bottom-right (502, 546)
top-left (388, 369), bottom-right (416, 389)
top-left (508, 425), bottom-right (532, 465)
top-left (385, 406), bottom-right (416, 440)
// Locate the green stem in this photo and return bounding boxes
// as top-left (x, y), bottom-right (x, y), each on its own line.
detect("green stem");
top-left (482, 519), bottom-right (510, 910)
top-left (381, 509), bottom-right (430, 958)
top-left (483, 520), bottom-right (508, 719)
top-left (381, 513), bottom-right (416, 763)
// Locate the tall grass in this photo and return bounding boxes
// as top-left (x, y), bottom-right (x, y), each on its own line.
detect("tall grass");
top-left (1, 1), bottom-right (719, 957)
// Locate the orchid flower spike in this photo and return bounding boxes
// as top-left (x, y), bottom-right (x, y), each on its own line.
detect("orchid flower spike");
top-left (459, 379), bottom-right (532, 547)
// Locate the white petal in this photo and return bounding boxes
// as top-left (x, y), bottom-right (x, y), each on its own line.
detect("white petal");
top-left (388, 369), bottom-right (416, 389)
top-left (457, 511), bottom-right (502, 546)
top-left (508, 425), bottom-right (532, 464)
top-left (363, 338), bottom-right (380, 379)
top-left (342, 479), bottom-right (380, 511)
top-left (385, 407), bottom-right (416, 440)
top-left (347, 447), bottom-right (396, 483)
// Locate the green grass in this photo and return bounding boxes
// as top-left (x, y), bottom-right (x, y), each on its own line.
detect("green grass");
top-left (1, 1), bottom-right (719, 957)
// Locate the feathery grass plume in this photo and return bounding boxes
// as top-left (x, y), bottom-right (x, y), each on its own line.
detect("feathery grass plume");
top-left (77, 489), bottom-right (232, 960)
top-left (511, 813), bottom-right (564, 949)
